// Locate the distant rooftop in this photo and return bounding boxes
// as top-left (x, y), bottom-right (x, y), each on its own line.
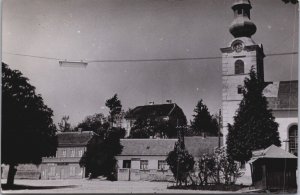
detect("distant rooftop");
top-left (125, 103), bottom-right (181, 119)
top-left (57, 131), bottom-right (95, 147)
top-left (263, 80), bottom-right (298, 110)
top-left (119, 139), bottom-right (177, 156)
top-left (118, 136), bottom-right (219, 157)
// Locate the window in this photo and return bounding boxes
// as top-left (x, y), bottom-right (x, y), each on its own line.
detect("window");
top-left (237, 85), bottom-right (243, 94)
top-left (70, 166), bottom-right (76, 176)
top-left (62, 149), bottom-right (66, 157)
top-left (289, 125), bottom-right (298, 156)
top-left (158, 160), bottom-right (168, 170)
top-left (123, 160), bottom-right (131, 168)
top-left (78, 150), bottom-right (83, 157)
top-left (140, 160), bottom-right (148, 170)
top-left (49, 166), bottom-right (55, 176)
top-left (235, 60), bottom-right (244, 74)
top-left (70, 149), bottom-right (75, 157)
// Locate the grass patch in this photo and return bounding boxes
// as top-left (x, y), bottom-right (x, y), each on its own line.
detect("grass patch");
top-left (1, 184), bottom-right (77, 191)
top-left (167, 183), bottom-right (247, 191)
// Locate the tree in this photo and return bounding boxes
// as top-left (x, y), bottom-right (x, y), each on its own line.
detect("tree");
top-left (79, 127), bottom-right (123, 180)
top-left (129, 116), bottom-right (178, 138)
top-left (196, 147), bottom-right (243, 186)
top-left (216, 147), bottom-right (243, 185)
top-left (129, 117), bottom-right (155, 138)
top-left (2, 63), bottom-right (57, 186)
top-left (198, 153), bottom-right (218, 186)
top-left (226, 68), bottom-right (281, 163)
top-left (58, 115), bottom-right (72, 132)
top-left (166, 140), bottom-right (195, 186)
top-left (79, 94), bottom-right (126, 180)
top-left (282, 0), bottom-right (298, 4)
top-left (105, 94), bottom-right (122, 124)
top-left (75, 113), bottom-right (109, 136)
top-left (190, 100), bottom-right (218, 136)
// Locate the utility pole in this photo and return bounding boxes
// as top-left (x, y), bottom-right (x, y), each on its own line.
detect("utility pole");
top-left (218, 109), bottom-right (221, 148)
top-left (176, 119), bottom-right (179, 186)
top-left (217, 109), bottom-right (221, 184)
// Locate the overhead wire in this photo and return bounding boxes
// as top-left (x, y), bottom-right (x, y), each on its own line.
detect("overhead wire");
top-left (2, 51), bottom-right (298, 64)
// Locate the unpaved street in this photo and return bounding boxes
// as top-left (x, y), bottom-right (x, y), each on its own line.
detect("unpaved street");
top-left (1, 179), bottom-right (238, 193)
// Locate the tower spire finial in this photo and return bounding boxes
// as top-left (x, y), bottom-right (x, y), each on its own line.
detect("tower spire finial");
top-left (229, 0), bottom-right (256, 38)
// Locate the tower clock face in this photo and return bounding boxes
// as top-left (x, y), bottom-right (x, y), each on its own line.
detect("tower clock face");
top-left (232, 41), bottom-right (244, 53)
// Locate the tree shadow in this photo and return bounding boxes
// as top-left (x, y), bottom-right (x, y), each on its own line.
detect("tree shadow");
top-left (1, 184), bottom-right (77, 191)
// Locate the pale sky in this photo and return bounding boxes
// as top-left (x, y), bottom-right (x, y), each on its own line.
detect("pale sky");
top-left (2, 0), bottom-right (298, 126)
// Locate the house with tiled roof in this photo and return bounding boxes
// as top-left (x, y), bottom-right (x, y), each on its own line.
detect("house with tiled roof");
top-left (263, 80), bottom-right (298, 156)
top-left (116, 136), bottom-right (220, 181)
top-left (124, 101), bottom-right (187, 137)
top-left (40, 131), bottom-right (96, 179)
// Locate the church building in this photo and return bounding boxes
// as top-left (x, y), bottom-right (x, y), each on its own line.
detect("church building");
top-left (221, 0), bottom-right (298, 156)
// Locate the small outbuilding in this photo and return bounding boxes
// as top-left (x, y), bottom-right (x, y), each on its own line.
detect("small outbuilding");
top-left (249, 145), bottom-right (297, 191)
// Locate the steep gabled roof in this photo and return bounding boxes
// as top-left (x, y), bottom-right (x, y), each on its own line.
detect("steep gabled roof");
top-left (125, 103), bottom-right (178, 119)
top-left (263, 80), bottom-right (298, 110)
top-left (57, 131), bottom-right (95, 147)
top-left (119, 139), bottom-right (177, 156)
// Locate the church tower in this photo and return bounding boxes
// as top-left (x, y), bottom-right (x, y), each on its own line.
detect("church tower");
top-left (221, 0), bottom-right (265, 144)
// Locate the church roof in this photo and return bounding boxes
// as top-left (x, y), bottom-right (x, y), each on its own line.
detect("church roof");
top-left (57, 131), bottom-right (95, 147)
top-left (125, 103), bottom-right (180, 119)
top-left (263, 80), bottom-right (298, 110)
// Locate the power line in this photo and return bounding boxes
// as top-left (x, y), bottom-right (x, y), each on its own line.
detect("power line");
top-left (3, 51), bottom-right (298, 64)
top-left (3, 52), bottom-right (62, 61)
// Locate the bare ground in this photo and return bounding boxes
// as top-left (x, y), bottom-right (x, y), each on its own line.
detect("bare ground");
top-left (1, 179), bottom-right (239, 194)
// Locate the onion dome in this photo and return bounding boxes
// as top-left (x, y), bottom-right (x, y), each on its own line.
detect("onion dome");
top-left (229, 0), bottom-right (257, 38)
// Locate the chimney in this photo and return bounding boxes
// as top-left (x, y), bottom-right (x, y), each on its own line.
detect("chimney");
top-left (166, 100), bottom-right (172, 104)
top-left (149, 101), bottom-right (154, 105)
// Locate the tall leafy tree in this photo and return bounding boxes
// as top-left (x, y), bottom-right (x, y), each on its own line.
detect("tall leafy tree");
top-left (79, 127), bottom-right (123, 180)
top-left (129, 116), bottom-right (178, 138)
top-left (105, 94), bottom-right (122, 124)
top-left (2, 63), bottom-right (57, 186)
top-left (79, 94), bottom-right (125, 180)
top-left (190, 100), bottom-right (218, 136)
top-left (129, 117), bottom-right (155, 138)
top-left (76, 113), bottom-right (110, 136)
top-left (282, 0), bottom-right (298, 4)
top-left (58, 115), bottom-right (72, 132)
top-left (226, 68), bottom-right (281, 163)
